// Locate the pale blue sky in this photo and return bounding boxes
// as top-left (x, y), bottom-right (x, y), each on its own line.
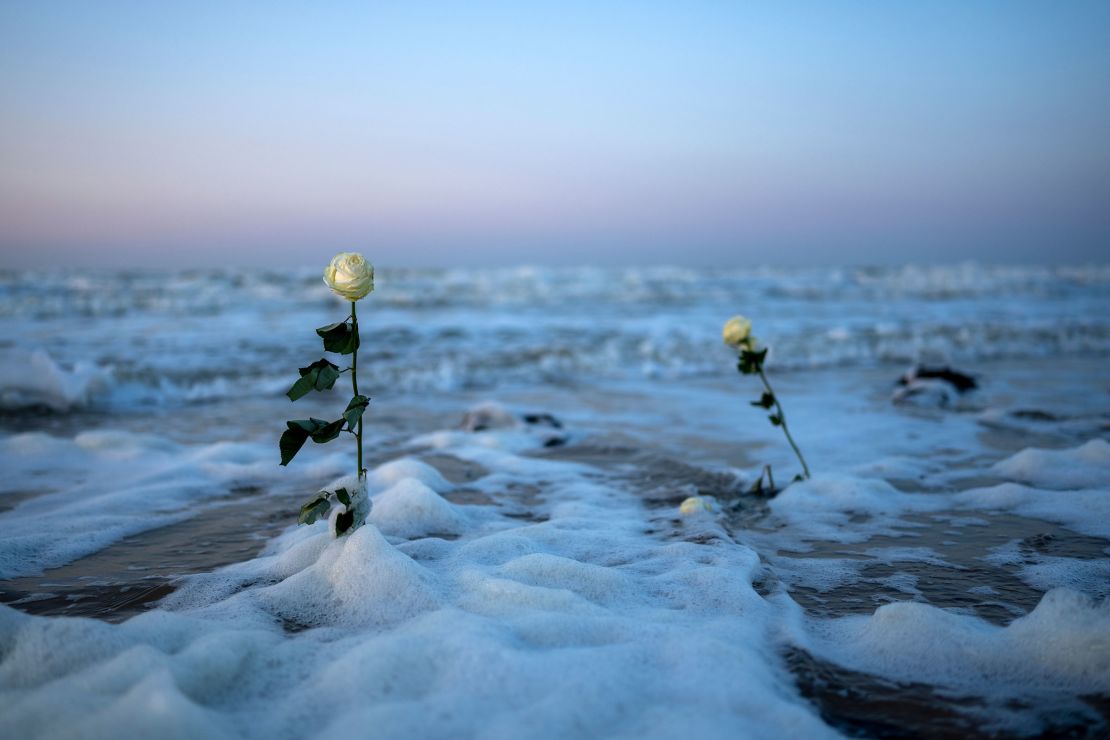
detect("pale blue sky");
top-left (1, 1), bottom-right (1108, 267)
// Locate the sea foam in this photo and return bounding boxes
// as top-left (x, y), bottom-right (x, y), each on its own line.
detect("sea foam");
top-left (1, 383), bottom-right (1108, 737)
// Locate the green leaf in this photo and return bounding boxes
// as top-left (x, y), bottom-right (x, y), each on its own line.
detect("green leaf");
top-left (312, 419), bottom-right (345, 444)
top-left (281, 416), bottom-right (347, 466)
top-left (738, 348), bottom-right (768, 376)
top-left (298, 494), bottom-right (332, 525)
top-left (334, 509), bottom-right (355, 536)
top-left (285, 373), bottom-right (315, 402)
top-left (279, 425), bottom-right (309, 466)
top-left (316, 321), bottom-right (360, 355)
top-left (737, 348), bottom-right (767, 375)
top-left (343, 395), bottom-right (370, 431)
top-left (286, 417), bottom-right (345, 445)
top-left (315, 366), bottom-right (341, 391)
top-left (750, 392), bottom-right (775, 409)
top-left (287, 418), bottom-right (320, 433)
top-left (335, 488), bottom-right (351, 507)
top-left (768, 414), bottom-right (783, 427)
top-left (286, 359), bottom-right (341, 401)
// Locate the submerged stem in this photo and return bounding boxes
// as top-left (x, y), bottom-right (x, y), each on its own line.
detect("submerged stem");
top-left (756, 366), bottom-right (811, 480)
top-left (351, 301), bottom-right (364, 480)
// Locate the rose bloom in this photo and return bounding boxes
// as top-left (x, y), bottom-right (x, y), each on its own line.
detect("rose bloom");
top-left (679, 496), bottom-right (715, 515)
top-left (324, 252), bottom-right (374, 301)
top-left (722, 315), bottom-right (752, 346)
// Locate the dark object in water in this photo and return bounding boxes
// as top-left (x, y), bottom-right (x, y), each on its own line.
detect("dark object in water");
top-left (1011, 409), bottom-right (1060, 422)
top-left (529, 413), bottom-right (567, 447)
top-left (459, 402), bottom-right (519, 432)
top-left (523, 413), bottom-right (563, 429)
top-left (897, 365), bottom-right (978, 393)
top-left (460, 403), bottom-right (565, 432)
top-left (459, 403), bottom-right (568, 446)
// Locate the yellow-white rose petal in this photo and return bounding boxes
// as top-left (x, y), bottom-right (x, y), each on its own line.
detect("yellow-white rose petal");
top-left (679, 496), bottom-right (715, 515)
top-left (324, 252), bottom-right (375, 301)
top-left (722, 316), bottom-right (752, 346)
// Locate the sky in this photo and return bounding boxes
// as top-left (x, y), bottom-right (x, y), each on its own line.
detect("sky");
top-left (1, 1), bottom-right (1108, 269)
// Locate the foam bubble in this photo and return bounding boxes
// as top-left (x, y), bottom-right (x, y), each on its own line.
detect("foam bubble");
top-left (768, 474), bottom-right (944, 544)
top-left (251, 525), bottom-right (442, 629)
top-left (0, 429), bottom-right (323, 578)
top-left (366, 458), bottom-right (452, 493)
top-left (954, 483), bottom-right (1110, 539)
top-left (798, 589), bottom-right (1110, 695)
top-left (1019, 557), bottom-right (1110, 597)
top-left (992, 439), bottom-right (1110, 490)
top-left (369, 479), bottom-right (468, 539)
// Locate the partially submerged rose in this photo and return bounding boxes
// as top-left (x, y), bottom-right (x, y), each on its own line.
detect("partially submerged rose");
top-left (722, 315), bottom-right (752, 347)
top-left (679, 496), bottom-right (715, 515)
top-left (324, 252), bottom-right (374, 301)
top-left (721, 312), bottom-right (812, 482)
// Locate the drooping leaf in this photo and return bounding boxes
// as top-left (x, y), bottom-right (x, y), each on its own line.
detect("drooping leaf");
top-left (738, 348), bottom-right (768, 375)
top-left (298, 493), bottom-right (332, 525)
top-left (750, 392), bottom-right (775, 409)
top-left (290, 416), bottom-right (344, 440)
top-left (286, 359), bottom-right (341, 401)
top-left (279, 425), bottom-right (310, 465)
top-left (316, 321), bottom-right (360, 355)
top-left (281, 418), bottom-right (345, 465)
top-left (286, 373), bottom-right (316, 402)
top-left (335, 488), bottom-right (351, 507)
top-left (334, 509), bottom-right (355, 536)
top-left (287, 418), bottom-right (323, 434)
top-left (315, 365), bottom-right (341, 391)
top-left (311, 419), bottom-right (345, 443)
top-left (343, 395), bottom-right (370, 431)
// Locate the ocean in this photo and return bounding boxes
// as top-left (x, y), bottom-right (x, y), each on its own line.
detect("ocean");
top-left (0, 263), bottom-right (1108, 738)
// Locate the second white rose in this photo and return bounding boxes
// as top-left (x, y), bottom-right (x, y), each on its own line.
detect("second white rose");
top-left (722, 315), bottom-right (752, 347)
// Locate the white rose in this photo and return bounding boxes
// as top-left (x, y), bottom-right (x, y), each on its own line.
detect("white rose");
top-left (323, 252), bottom-right (374, 301)
top-left (722, 315), bottom-right (752, 347)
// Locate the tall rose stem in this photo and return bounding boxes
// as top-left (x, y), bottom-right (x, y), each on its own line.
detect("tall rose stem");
top-left (756, 367), bottom-right (811, 480)
top-left (350, 300), bottom-right (364, 480)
